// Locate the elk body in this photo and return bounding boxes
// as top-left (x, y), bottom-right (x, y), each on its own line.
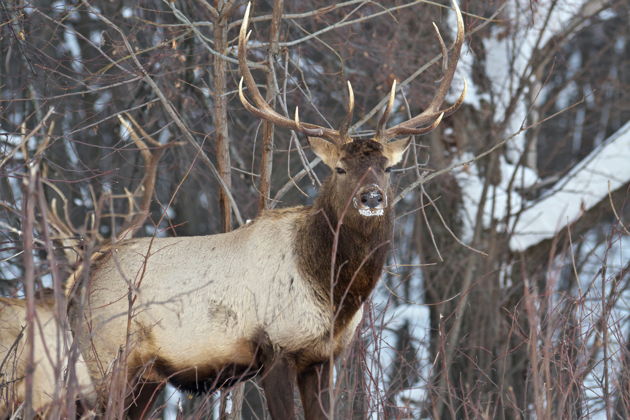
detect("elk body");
top-left (68, 2), bottom-right (465, 418)
top-left (0, 297), bottom-right (95, 418)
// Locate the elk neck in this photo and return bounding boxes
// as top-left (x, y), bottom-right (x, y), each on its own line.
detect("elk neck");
top-left (295, 178), bottom-right (394, 334)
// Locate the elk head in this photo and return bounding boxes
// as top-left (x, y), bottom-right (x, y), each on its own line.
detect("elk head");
top-left (238, 1), bottom-right (466, 218)
top-left (305, 134), bottom-right (407, 217)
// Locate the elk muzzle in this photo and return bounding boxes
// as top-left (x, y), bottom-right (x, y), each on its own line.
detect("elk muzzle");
top-left (353, 184), bottom-right (387, 217)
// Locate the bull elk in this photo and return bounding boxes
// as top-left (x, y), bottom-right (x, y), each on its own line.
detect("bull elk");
top-left (67, 1), bottom-right (465, 418)
top-left (0, 296), bottom-right (95, 418)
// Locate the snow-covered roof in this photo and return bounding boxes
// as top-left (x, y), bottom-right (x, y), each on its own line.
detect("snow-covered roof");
top-left (510, 120), bottom-right (630, 251)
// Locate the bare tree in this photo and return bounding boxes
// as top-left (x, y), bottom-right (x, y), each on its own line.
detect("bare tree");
top-left (1, 0), bottom-right (628, 419)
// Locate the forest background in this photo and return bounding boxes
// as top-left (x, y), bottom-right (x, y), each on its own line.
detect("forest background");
top-left (1, 0), bottom-right (629, 418)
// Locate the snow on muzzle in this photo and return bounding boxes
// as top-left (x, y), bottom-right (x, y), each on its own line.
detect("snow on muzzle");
top-left (353, 184), bottom-right (387, 217)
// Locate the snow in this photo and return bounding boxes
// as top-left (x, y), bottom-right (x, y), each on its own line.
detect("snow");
top-left (510, 120), bottom-right (630, 251)
top-left (454, 152), bottom-right (539, 242)
top-left (368, 297), bottom-right (431, 415)
top-left (386, 303), bottom-right (430, 341)
top-left (62, 121), bottom-right (80, 166)
top-left (52, 1), bottom-right (80, 21)
top-left (576, 230), bottom-right (630, 417)
top-left (447, 1), bottom-right (614, 250)
top-left (90, 30), bottom-right (103, 46)
top-left (122, 7), bottom-right (133, 19)
top-left (63, 24), bottom-right (83, 72)
top-left (479, 1), bottom-right (590, 155)
top-left (450, 0), bottom-right (601, 167)
top-left (446, 0), bottom-right (629, 252)
top-left (162, 384), bottom-right (182, 420)
top-left (94, 91), bottom-right (112, 112)
top-left (447, 46), bottom-right (486, 109)
top-left (0, 125), bottom-right (23, 146)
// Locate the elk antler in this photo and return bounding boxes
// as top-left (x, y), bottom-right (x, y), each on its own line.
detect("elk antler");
top-left (115, 113), bottom-right (182, 240)
top-left (338, 81), bottom-right (355, 142)
top-left (238, 2), bottom-right (354, 145)
top-left (376, 0), bottom-right (467, 142)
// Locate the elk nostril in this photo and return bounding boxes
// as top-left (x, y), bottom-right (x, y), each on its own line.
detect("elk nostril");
top-left (361, 196), bottom-right (368, 204)
top-left (377, 196), bottom-right (383, 202)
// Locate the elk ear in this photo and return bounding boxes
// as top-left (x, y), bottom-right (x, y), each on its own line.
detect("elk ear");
top-left (383, 137), bottom-right (411, 166)
top-left (308, 137), bottom-right (339, 168)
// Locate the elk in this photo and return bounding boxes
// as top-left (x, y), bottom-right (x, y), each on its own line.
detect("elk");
top-left (67, 1), bottom-right (465, 418)
top-left (0, 107), bottom-right (167, 420)
top-left (0, 296), bottom-right (95, 418)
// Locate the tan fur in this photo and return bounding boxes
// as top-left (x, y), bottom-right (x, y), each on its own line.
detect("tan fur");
top-left (70, 138), bottom-right (403, 416)
top-left (0, 298), bottom-right (95, 418)
top-left (64, 247), bottom-right (113, 297)
top-left (382, 137), bottom-right (411, 165)
top-left (308, 137), bottom-right (340, 167)
top-left (70, 209), bottom-right (356, 389)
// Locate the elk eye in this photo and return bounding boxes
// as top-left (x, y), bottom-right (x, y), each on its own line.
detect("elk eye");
top-left (335, 167), bottom-right (346, 174)
top-left (385, 166), bottom-right (393, 173)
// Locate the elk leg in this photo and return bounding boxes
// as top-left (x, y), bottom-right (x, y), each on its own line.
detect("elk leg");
top-left (297, 360), bottom-right (331, 420)
top-left (253, 330), bottom-right (296, 420)
top-left (126, 380), bottom-right (163, 420)
top-left (260, 356), bottom-right (297, 420)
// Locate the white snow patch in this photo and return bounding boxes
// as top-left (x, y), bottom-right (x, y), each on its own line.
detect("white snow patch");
top-left (577, 232), bottom-right (630, 417)
top-left (62, 135), bottom-right (80, 166)
top-left (388, 303), bottom-right (430, 339)
top-left (9, 113), bottom-right (22, 126)
top-left (158, 128), bottom-right (171, 145)
top-left (510, 120), bottom-right (630, 251)
top-left (199, 193), bottom-right (209, 209)
top-left (86, 6), bottom-right (102, 20)
top-left (94, 91), bottom-right (111, 112)
top-left (162, 384), bottom-right (182, 420)
top-left (454, 152), bottom-right (540, 242)
top-left (63, 25), bottom-right (83, 72)
top-left (557, 79), bottom-right (578, 111)
top-left (52, 1), bottom-right (80, 20)
top-left (119, 122), bottom-right (130, 141)
top-left (0, 126), bottom-right (23, 147)
top-left (447, 47), bottom-right (484, 109)
top-left (476, 0), bottom-right (594, 156)
top-left (375, 301), bottom-right (430, 377)
top-left (90, 30), bottom-right (103, 46)
top-left (122, 7), bottom-right (133, 19)
top-left (40, 273), bottom-right (52, 289)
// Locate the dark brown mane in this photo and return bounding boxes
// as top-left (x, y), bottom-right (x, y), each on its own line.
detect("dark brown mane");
top-left (295, 141), bottom-right (394, 335)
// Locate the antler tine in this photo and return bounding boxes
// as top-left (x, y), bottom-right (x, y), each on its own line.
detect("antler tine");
top-left (116, 114), bottom-right (168, 240)
top-left (433, 22), bottom-right (448, 74)
top-left (375, 79), bottom-right (397, 142)
top-left (238, 3), bottom-right (340, 142)
top-left (338, 81), bottom-right (355, 142)
top-left (389, 112), bottom-right (444, 136)
top-left (439, 78), bottom-right (467, 118)
top-left (238, 78), bottom-right (323, 138)
top-left (382, 0), bottom-right (465, 140)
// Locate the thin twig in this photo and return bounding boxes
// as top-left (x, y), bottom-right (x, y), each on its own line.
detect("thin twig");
top-left (82, 0), bottom-right (244, 226)
top-left (0, 107), bottom-right (55, 169)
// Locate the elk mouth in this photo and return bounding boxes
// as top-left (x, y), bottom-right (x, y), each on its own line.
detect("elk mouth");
top-left (358, 207), bottom-right (385, 217)
top-left (353, 185), bottom-right (387, 217)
